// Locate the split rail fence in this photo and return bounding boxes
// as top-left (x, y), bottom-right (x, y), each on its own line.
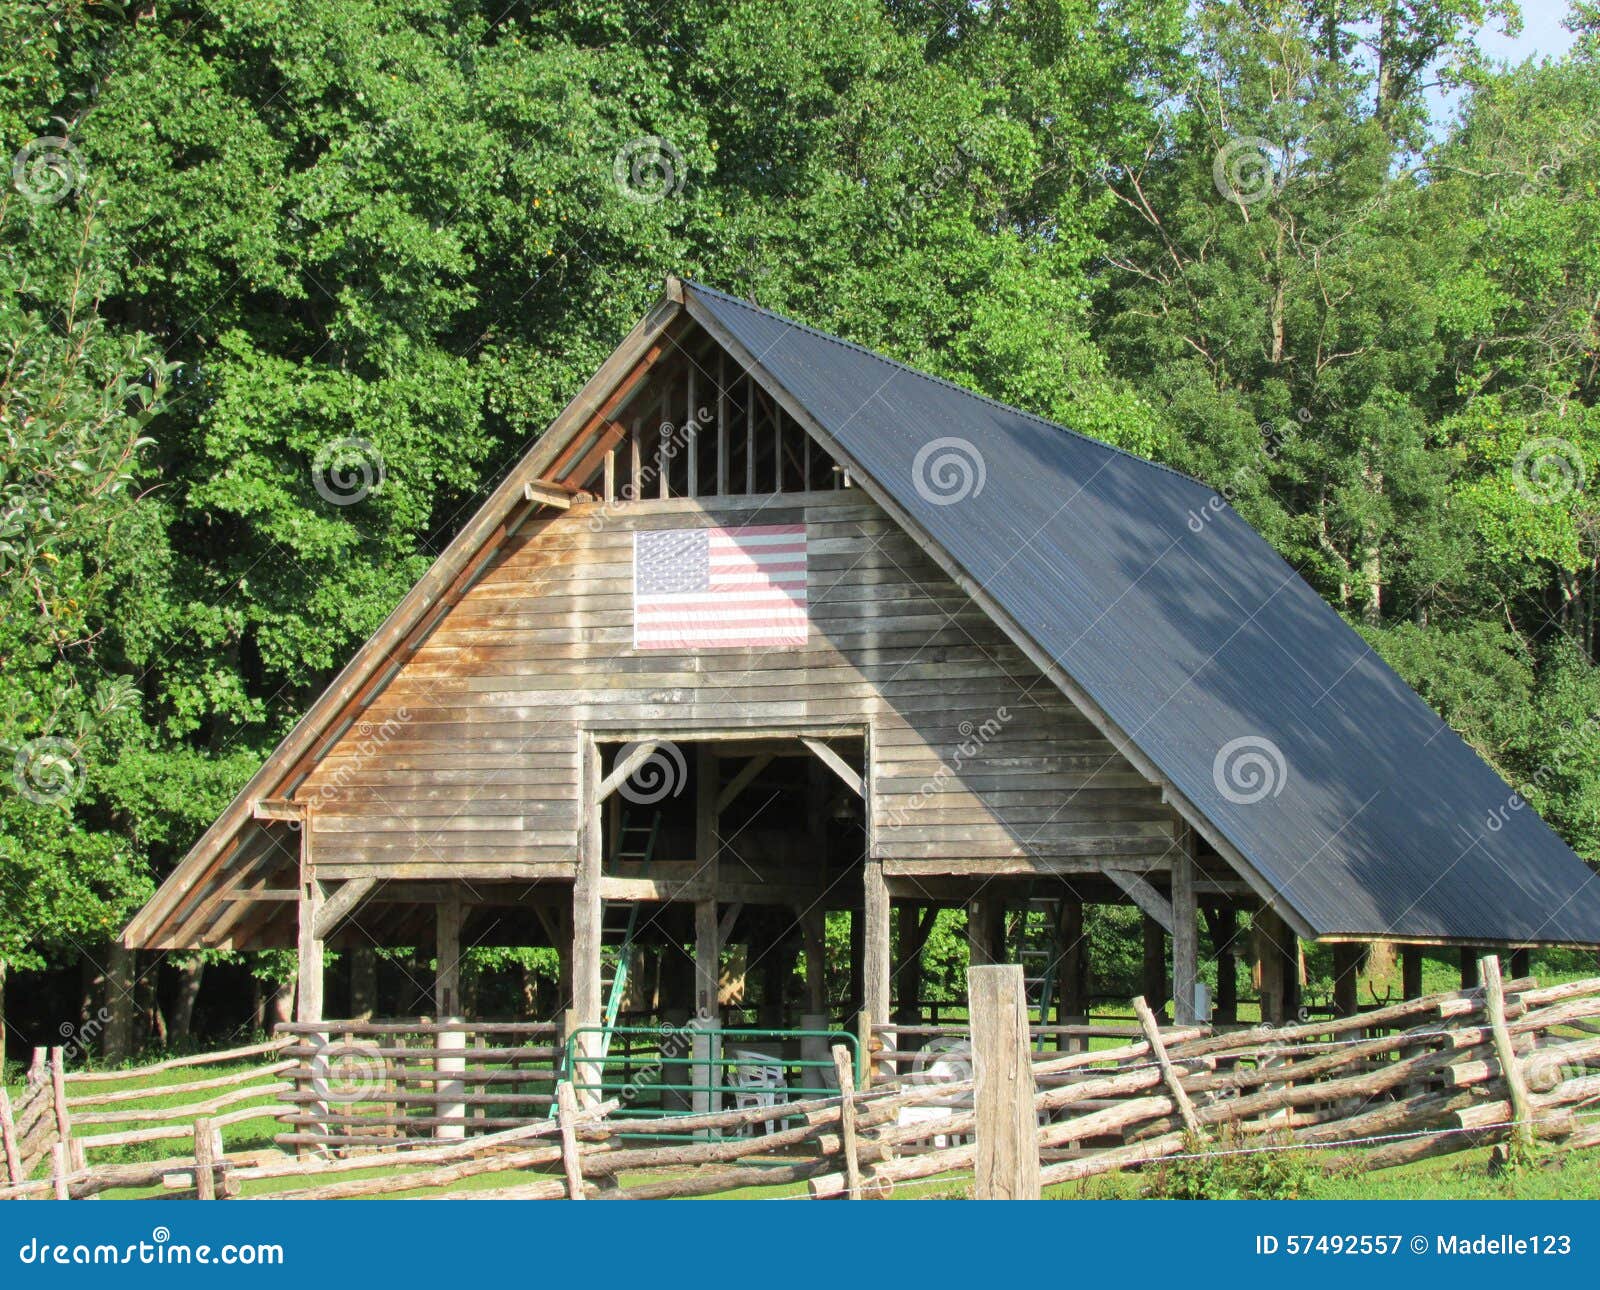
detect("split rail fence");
top-left (3, 955), bottom-right (1598, 1200)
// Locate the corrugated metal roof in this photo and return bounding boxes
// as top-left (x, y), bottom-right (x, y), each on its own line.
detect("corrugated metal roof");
top-left (687, 281), bottom-right (1600, 944)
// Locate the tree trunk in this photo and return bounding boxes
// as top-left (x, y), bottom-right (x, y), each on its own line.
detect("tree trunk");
top-left (170, 956), bottom-right (205, 1043)
top-left (102, 943), bottom-right (137, 1062)
top-left (348, 947), bottom-right (377, 1021)
top-left (269, 977), bottom-right (295, 1028)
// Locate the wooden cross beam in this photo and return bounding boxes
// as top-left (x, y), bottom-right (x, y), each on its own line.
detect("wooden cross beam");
top-left (714, 753), bottom-right (773, 814)
top-left (800, 738), bottom-right (863, 797)
top-left (312, 876), bottom-right (377, 939)
top-left (596, 741), bottom-right (661, 803)
top-left (1105, 866), bottom-right (1174, 933)
top-left (522, 480), bottom-right (576, 509)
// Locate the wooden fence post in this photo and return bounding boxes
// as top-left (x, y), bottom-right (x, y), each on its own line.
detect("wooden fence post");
top-left (831, 1044), bottom-right (861, 1200)
top-left (968, 964), bottom-right (1040, 1199)
top-left (0, 1089), bottom-right (21, 1185)
top-left (556, 1081), bottom-right (585, 1200)
top-left (193, 1117), bottom-right (217, 1199)
top-left (1479, 954), bottom-right (1534, 1152)
top-left (1134, 996), bottom-right (1201, 1138)
top-left (50, 1141), bottom-right (69, 1200)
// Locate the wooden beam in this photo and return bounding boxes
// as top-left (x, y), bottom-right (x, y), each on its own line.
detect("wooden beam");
top-left (717, 902), bottom-right (743, 946)
top-left (435, 892), bottom-right (462, 1017)
top-left (1134, 996), bottom-right (1201, 1138)
top-left (1402, 945), bottom-right (1424, 999)
top-left (1105, 866), bottom-right (1174, 932)
top-left (714, 753), bottom-right (773, 814)
top-left (801, 737), bottom-right (863, 797)
top-left (222, 889), bottom-right (298, 903)
top-left (1171, 833), bottom-right (1199, 1025)
top-left (1332, 943), bottom-right (1362, 1017)
top-left (295, 818), bottom-right (323, 1025)
top-left (251, 799), bottom-right (300, 822)
top-left (596, 741), bottom-right (660, 804)
top-left (1480, 954), bottom-right (1534, 1151)
top-left (968, 965), bottom-right (1040, 1199)
top-left (312, 877), bottom-right (376, 940)
top-left (522, 480), bottom-right (574, 509)
top-left (572, 736), bottom-right (604, 1094)
top-left (862, 861), bottom-right (890, 1081)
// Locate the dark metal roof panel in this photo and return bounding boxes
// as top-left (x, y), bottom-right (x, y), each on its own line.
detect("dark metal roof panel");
top-left (688, 282), bottom-right (1600, 944)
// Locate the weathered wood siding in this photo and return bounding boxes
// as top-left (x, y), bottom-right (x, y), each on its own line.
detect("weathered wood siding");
top-left (296, 490), bottom-right (1174, 879)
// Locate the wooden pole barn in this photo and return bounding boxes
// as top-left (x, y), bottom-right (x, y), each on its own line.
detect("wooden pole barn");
top-left (124, 278), bottom-right (1600, 1129)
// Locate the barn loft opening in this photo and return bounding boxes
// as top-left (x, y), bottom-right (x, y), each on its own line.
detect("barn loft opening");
top-left (544, 320), bottom-right (849, 501)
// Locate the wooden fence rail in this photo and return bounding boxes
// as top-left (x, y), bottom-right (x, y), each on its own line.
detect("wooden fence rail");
top-left (6, 957), bottom-right (1600, 1200)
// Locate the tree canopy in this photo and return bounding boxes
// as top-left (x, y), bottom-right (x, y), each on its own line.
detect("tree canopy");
top-left (2, 0), bottom-right (1598, 1046)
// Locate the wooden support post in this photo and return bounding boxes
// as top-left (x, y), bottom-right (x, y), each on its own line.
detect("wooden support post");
top-left (1459, 948), bottom-right (1482, 989)
top-left (862, 861), bottom-right (890, 1085)
top-left (693, 899), bottom-right (720, 1117)
top-left (1510, 948), bottom-right (1531, 980)
top-left (1134, 996), bottom-right (1201, 1138)
top-left (295, 814), bottom-right (324, 1025)
top-left (1480, 954), bottom-right (1535, 1152)
top-left (1208, 907), bottom-right (1239, 1024)
top-left (1332, 943), bottom-right (1362, 1017)
top-left (1141, 915), bottom-right (1167, 1018)
top-left (831, 1044), bottom-right (862, 1200)
top-left (1055, 901), bottom-right (1088, 1051)
top-left (572, 736), bottom-right (604, 1100)
top-left (556, 1081), bottom-right (586, 1199)
top-left (1253, 907), bottom-right (1296, 1025)
top-left (1402, 946), bottom-right (1424, 999)
top-left (1171, 836), bottom-right (1199, 1024)
top-left (0, 1089), bottom-right (20, 1185)
top-left (967, 964), bottom-right (1040, 1200)
top-left (435, 893), bottom-right (462, 1017)
top-left (50, 1046), bottom-right (70, 1144)
top-left (801, 906), bottom-right (827, 1017)
top-left (50, 1142), bottom-right (69, 1201)
top-left (893, 903), bottom-right (925, 1029)
top-left (693, 744), bottom-right (721, 1115)
top-left (193, 1117), bottom-right (217, 1199)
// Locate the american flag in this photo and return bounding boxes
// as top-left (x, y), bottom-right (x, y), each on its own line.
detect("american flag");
top-left (633, 524), bottom-right (808, 650)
